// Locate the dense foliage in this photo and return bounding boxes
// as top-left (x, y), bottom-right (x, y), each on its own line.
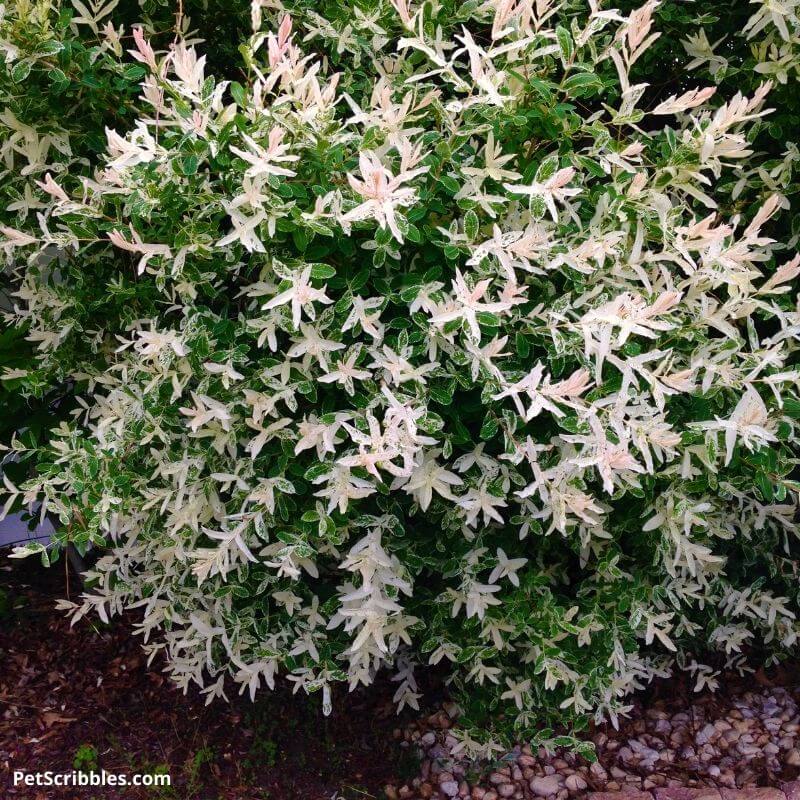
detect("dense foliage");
top-left (3, 0), bottom-right (800, 754)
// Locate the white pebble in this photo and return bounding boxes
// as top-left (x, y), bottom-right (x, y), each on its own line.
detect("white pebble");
top-left (530, 775), bottom-right (563, 797)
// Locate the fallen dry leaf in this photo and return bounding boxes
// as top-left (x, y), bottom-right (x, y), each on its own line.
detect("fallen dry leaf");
top-left (40, 711), bottom-right (76, 728)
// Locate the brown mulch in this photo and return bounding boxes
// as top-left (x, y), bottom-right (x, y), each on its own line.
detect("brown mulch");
top-left (0, 556), bottom-right (421, 800)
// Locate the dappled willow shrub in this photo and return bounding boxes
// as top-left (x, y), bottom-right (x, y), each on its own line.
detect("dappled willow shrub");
top-left (3, 0), bottom-right (800, 755)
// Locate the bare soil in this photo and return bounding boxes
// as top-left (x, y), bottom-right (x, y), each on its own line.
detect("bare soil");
top-left (0, 556), bottom-right (421, 800)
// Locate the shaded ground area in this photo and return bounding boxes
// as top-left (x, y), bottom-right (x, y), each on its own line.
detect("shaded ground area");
top-left (5, 554), bottom-right (800, 800)
top-left (0, 557), bottom-right (421, 800)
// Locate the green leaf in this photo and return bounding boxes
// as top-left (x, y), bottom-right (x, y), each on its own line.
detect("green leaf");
top-left (230, 81), bottom-right (247, 106)
top-left (556, 25), bottom-right (574, 64)
top-left (476, 312), bottom-right (500, 328)
top-left (440, 175), bottom-right (460, 194)
top-left (529, 195), bottom-right (547, 219)
top-left (122, 64), bottom-right (147, 81)
top-left (11, 61), bottom-right (32, 83)
top-left (536, 155), bottom-right (559, 182)
top-left (37, 40), bottom-right (63, 56)
top-left (180, 155), bottom-right (199, 176)
top-left (576, 155), bottom-right (605, 177)
top-left (755, 471), bottom-right (773, 502)
top-left (406, 223), bottom-right (422, 243)
top-left (562, 72), bottom-right (601, 94)
top-left (480, 415), bottom-right (499, 440)
top-left (783, 398), bottom-right (800, 418)
top-left (292, 228), bottom-right (309, 252)
top-left (304, 463), bottom-right (330, 481)
top-left (48, 68), bottom-right (70, 93)
top-left (464, 210), bottom-right (479, 242)
top-left (310, 263), bottom-right (336, 280)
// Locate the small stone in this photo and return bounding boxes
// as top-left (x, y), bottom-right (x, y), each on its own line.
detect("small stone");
top-left (497, 785), bottom-right (515, 799)
top-left (610, 767), bottom-right (627, 780)
top-left (696, 724), bottom-right (717, 745)
top-left (720, 790), bottom-right (784, 800)
top-left (418, 784), bottom-right (433, 799)
top-left (787, 749), bottom-right (800, 766)
top-left (589, 763), bottom-right (608, 781)
top-left (718, 771), bottom-right (736, 789)
top-left (440, 781), bottom-right (460, 798)
top-left (783, 781), bottom-right (800, 800)
top-left (439, 713), bottom-right (453, 730)
top-left (588, 793), bottom-right (651, 800)
top-left (530, 775), bottom-right (563, 797)
top-left (653, 788), bottom-right (721, 800)
top-left (565, 775), bottom-right (587, 792)
top-left (421, 732), bottom-right (437, 746)
top-left (654, 719), bottom-right (672, 735)
top-left (443, 702), bottom-right (460, 719)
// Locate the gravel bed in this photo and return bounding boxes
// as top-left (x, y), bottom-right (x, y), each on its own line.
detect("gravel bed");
top-left (386, 687), bottom-right (800, 800)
